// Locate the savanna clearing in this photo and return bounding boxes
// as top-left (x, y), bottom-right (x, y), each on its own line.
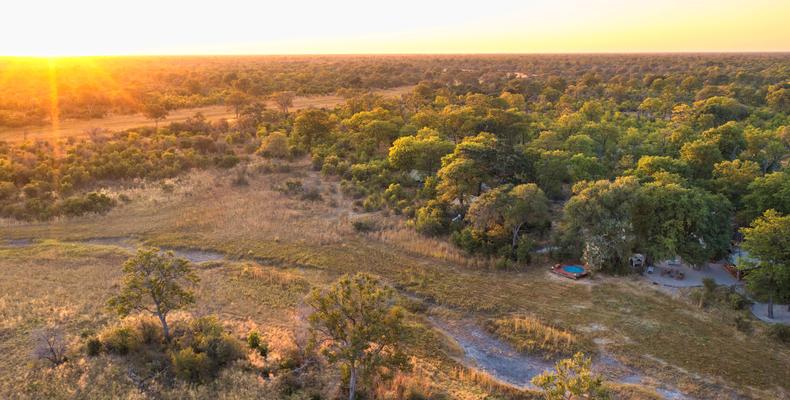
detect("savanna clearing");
top-left (2, 160), bottom-right (787, 399)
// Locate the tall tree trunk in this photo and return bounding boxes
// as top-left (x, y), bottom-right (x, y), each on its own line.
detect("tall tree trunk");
top-left (511, 222), bottom-right (525, 253)
top-left (157, 312), bottom-right (170, 342)
top-left (768, 295), bottom-right (774, 320)
top-left (348, 364), bottom-right (357, 400)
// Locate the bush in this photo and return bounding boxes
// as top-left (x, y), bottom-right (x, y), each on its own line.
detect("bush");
top-left (362, 194), bottom-right (383, 211)
top-left (101, 326), bottom-right (141, 355)
top-left (85, 337), bottom-right (102, 356)
top-left (215, 153), bottom-right (240, 168)
top-left (172, 347), bottom-right (211, 382)
top-left (515, 236), bottom-right (533, 264)
top-left (247, 331), bottom-right (261, 349)
top-left (414, 202), bottom-right (448, 236)
top-left (727, 291), bottom-right (749, 310)
top-left (173, 316), bottom-right (245, 379)
top-left (352, 218), bottom-right (378, 233)
top-left (767, 324), bottom-right (790, 344)
top-left (59, 192), bottom-right (116, 217)
top-left (301, 188), bottom-right (323, 202)
top-left (135, 317), bottom-right (164, 345)
top-left (257, 131), bottom-right (290, 158)
top-left (486, 316), bottom-right (583, 358)
top-left (279, 179), bottom-right (304, 195)
top-left (734, 314), bottom-right (752, 334)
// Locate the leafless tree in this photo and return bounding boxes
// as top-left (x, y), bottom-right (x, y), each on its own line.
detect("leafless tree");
top-left (32, 327), bottom-right (68, 366)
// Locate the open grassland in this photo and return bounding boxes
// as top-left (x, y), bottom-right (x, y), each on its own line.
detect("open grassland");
top-left (0, 85), bottom-right (413, 143)
top-left (2, 160), bottom-right (789, 399)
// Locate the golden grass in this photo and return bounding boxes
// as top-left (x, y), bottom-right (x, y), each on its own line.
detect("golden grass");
top-left (485, 315), bottom-right (585, 358)
top-left (369, 222), bottom-right (495, 269)
top-left (2, 161), bottom-right (789, 399)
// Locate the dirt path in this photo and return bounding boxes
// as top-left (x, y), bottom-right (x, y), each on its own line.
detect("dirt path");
top-left (0, 85), bottom-right (413, 143)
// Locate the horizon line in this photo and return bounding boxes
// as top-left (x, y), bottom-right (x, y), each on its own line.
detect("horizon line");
top-left (2, 50), bottom-right (790, 59)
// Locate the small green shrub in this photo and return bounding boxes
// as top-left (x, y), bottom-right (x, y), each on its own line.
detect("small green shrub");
top-left (352, 218), bottom-right (378, 233)
top-left (172, 347), bottom-right (211, 382)
top-left (279, 179), bottom-right (304, 195)
top-left (247, 331), bottom-right (261, 349)
top-left (256, 341), bottom-right (269, 359)
top-left (515, 236), bottom-right (533, 264)
top-left (85, 337), bottom-right (102, 356)
top-left (414, 202), bottom-right (448, 236)
top-left (59, 192), bottom-right (116, 217)
top-left (101, 326), bottom-right (141, 355)
top-left (301, 188), bottom-right (322, 201)
top-left (727, 292), bottom-right (749, 310)
top-left (257, 131), bottom-right (290, 158)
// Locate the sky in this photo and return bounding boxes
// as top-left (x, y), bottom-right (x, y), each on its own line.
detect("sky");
top-left (1, 0), bottom-right (788, 56)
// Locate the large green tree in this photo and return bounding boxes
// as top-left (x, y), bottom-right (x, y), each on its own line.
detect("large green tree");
top-left (740, 210), bottom-right (790, 319)
top-left (108, 248), bottom-right (198, 341)
top-left (292, 109), bottom-right (335, 150)
top-left (564, 177), bottom-right (640, 272)
top-left (307, 273), bottom-right (409, 400)
top-left (387, 128), bottom-right (454, 176)
top-left (436, 132), bottom-right (498, 206)
top-left (634, 181), bottom-right (732, 266)
top-left (466, 183), bottom-right (550, 254)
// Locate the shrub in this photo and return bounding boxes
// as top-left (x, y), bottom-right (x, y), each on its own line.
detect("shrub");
top-left (734, 315), bottom-right (752, 334)
top-left (727, 291), bottom-right (749, 310)
top-left (85, 337), bottom-right (102, 356)
top-left (767, 324), bottom-right (790, 344)
top-left (257, 131), bottom-right (290, 158)
top-left (301, 188), bottom-right (323, 202)
top-left (100, 326), bottom-right (141, 355)
top-left (173, 316), bottom-right (245, 379)
top-left (352, 218), bottom-right (378, 233)
top-left (279, 179), bottom-right (304, 195)
top-left (32, 327), bottom-right (68, 366)
top-left (135, 317), bottom-right (165, 345)
top-left (59, 192), bottom-right (116, 217)
top-left (362, 194), bottom-right (383, 211)
top-left (414, 202), bottom-right (448, 236)
top-left (0, 181), bottom-right (15, 200)
top-left (215, 153), bottom-right (240, 168)
top-left (515, 236), bottom-right (533, 264)
top-left (203, 334), bottom-right (245, 370)
top-left (172, 347), bottom-right (211, 382)
top-left (247, 331), bottom-right (261, 349)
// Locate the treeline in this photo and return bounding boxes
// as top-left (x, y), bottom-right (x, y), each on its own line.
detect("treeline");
top-left (2, 55), bottom-right (789, 265)
top-left (2, 54), bottom-right (788, 128)
top-left (271, 55), bottom-right (789, 273)
top-left (0, 113), bottom-right (250, 220)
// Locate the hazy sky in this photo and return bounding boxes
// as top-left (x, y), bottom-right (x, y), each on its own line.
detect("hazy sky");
top-left (2, 0), bottom-right (789, 55)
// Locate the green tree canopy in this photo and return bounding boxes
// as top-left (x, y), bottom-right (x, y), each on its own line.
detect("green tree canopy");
top-left (564, 176), bottom-right (640, 272)
top-left (741, 210), bottom-right (790, 319)
top-left (387, 128), bottom-right (454, 176)
top-left (307, 273), bottom-right (409, 400)
top-left (107, 248), bottom-right (199, 341)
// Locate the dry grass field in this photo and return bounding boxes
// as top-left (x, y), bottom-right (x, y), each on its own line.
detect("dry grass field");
top-left (0, 85), bottom-right (413, 143)
top-left (1, 159), bottom-right (789, 399)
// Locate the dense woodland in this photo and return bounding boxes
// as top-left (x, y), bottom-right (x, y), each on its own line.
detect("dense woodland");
top-left (1, 53), bottom-right (789, 290)
top-left (1, 54), bottom-right (790, 399)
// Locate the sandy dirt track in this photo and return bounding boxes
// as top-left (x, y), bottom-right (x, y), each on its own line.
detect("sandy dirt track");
top-left (0, 85), bottom-right (413, 143)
